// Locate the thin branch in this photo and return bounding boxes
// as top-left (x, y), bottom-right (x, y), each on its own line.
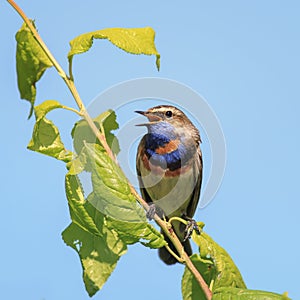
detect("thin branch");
top-left (128, 187), bottom-right (212, 299)
top-left (7, 1), bottom-right (212, 299)
top-left (61, 105), bottom-right (82, 116)
top-left (6, 0), bottom-right (114, 159)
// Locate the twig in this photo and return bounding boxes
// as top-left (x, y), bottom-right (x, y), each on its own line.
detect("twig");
top-left (7, 1), bottom-right (212, 299)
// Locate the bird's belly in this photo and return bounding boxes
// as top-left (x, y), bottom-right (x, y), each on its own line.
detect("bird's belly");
top-left (139, 164), bottom-right (196, 218)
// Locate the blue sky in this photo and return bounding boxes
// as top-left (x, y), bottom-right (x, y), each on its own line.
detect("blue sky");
top-left (1, 1), bottom-right (300, 299)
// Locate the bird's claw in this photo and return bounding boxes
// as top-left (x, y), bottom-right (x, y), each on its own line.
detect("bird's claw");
top-left (183, 219), bottom-right (200, 241)
top-left (146, 204), bottom-right (156, 220)
top-left (146, 204), bottom-right (165, 220)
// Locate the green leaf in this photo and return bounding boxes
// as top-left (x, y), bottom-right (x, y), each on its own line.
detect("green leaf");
top-left (27, 117), bottom-right (72, 162)
top-left (107, 214), bottom-right (166, 248)
top-left (66, 153), bottom-right (86, 174)
top-left (71, 110), bottom-right (120, 155)
top-left (68, 27), bottom-right (160, 71)
top-left (62, 218), bottom-right (127, 297)
top-left (65, 174), bottom-right (100, 236)
top-left (83, 142), bottom-right (166, 248)
top-left (182, 254), bottom-right (216, 300)
top-left (15, 22), bottom-right (53, 118)
top-left (95, 110), bottom-right (120, 154)
top-left (191, 225), bottom-right (246, 291)
top-left (63, 173), bottom-right (128, 296)
top-left (212, 287), bottom-right (291, 300)
top-left (183, 231), bottom-right (289, 300)
top-left (34, 100), bottom-right (63, 119)
top-left (64, 113), bottom-right (165, 295)
top-left (27, 100), bottom-right (73, 162)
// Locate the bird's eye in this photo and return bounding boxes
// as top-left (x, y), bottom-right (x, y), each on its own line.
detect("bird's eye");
top-left (165, 110), bottom-right (173, 118)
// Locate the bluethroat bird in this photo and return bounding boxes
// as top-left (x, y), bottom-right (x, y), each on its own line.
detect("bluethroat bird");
top-left (136, 105), bottom-right (202, 265)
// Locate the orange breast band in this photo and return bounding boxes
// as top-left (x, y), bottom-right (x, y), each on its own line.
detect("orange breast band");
top-left (155, 139), bottom-right (180, 154)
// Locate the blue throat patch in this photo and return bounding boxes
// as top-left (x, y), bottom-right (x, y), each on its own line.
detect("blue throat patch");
top-left (144, 133), bottom-right (188, 171)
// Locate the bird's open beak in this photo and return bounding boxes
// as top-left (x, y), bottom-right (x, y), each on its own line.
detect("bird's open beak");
top-left (135, 110), bottom-right (161, 126)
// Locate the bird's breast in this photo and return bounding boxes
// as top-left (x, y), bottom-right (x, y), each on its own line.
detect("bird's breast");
top-left (141, 152), bottom-right (191, 177)
top-left (138, 151), bottom-right (198, 218)
top-left (143, 133), bottom-right (193, 172)
top-left (137, 133), bottom-right (201, 218)
top-left (137, 132), bottom-right (198, 182)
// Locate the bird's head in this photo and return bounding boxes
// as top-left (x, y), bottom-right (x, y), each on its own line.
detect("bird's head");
top-left (135, 105), bottom-right (201, 144)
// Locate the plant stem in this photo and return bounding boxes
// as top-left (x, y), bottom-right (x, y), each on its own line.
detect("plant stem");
top-left (7, 1), bottom-right (212, 299)
top-left (6, 0), bottom-right (114, 160)
top-left (61, 105), bottom-right (82, 116)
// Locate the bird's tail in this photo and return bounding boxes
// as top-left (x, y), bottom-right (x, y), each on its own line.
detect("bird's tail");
top-left (158, 230), bottom-right (192, 265)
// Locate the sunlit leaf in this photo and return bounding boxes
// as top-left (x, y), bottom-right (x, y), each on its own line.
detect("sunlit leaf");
top-left (65, 174), bottom-right (100, 236)
top-left (95, 110), bottom-right (120, 154)
top-left (212, 287), bottom-right (291, 300)
top-left (63, 169), bottom-right (128, 296)
top-left (183, 225), bottom-right (248, 300)
top-left (62, 216), bottom-right (127, 297)
top-left (27, 117), bottom-right (72, 162)
top-left (191, 224), bottom-right (246, 292)
top-left (68, 27), bottom-right (160, 71)
top-left (34, 100), bottom-right (63, 119)
top-left (72, 110), bottom-right (120, 155)
top-left (182, 254), bottom-right (215, 300)
top-left (63, 138), bottom-right (165, 297)
top-left (27, 100), bottom-right (73, 162)
top-left (83, 142), bottom-right (166, 248)
top-left (15, 22), bottom-right (53, 118)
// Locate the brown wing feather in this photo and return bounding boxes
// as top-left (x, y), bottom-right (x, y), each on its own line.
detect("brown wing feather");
top-left (186, 147), bottom-right (203, 218)
top-left (136, 135), bottom-right (153, 204)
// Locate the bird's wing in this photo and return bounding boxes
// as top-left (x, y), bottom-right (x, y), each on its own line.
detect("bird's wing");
top-left (136, 135), bottom-right (153, 204)
top-left (186, 147), bottom-right (203, 218)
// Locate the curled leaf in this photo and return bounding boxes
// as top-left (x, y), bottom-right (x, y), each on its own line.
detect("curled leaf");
top-left (27, 100), bottom-right (73, 162)
top-left (15, 22), bottom-right (53, 118)
top-left (68, 27), bottom-right (160, 71)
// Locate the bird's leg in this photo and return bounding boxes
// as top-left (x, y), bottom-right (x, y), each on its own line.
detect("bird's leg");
top-left (182, 215), bottom-right (201, 241)
top-left (146, 203), bottom-right (165, 220)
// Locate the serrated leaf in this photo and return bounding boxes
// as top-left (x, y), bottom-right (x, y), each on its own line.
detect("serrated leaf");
top-left (15, 22), bottom-right (53, 118)
top-left (94, 110), bottom-right (119, 130)
top-left (191, 226), bottom-right (246, 291)
top-left (84, 142), bottom-right (165, 248)
top-left (62, 220), bottom-right (127, 297)
top-left (212, 287), bottom-right (291, 300)
top-left (182, 254), bottom-right (216, 300)
top-left (72, 110), bottom-right (120, 155)
top-left (68, 27), bottom-right (160, 70)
